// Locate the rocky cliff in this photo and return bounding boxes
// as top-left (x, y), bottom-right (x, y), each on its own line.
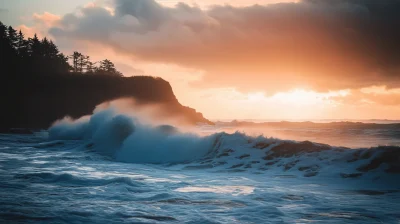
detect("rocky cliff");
top-left (0, 75), bottom-right (213, 132)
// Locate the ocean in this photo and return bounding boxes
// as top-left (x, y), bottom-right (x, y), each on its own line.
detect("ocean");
top-left (0, 109), bottom-right (399, 223)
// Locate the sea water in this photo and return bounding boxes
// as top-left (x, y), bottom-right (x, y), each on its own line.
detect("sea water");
top-left (0, 109), bottom-right (399, 223)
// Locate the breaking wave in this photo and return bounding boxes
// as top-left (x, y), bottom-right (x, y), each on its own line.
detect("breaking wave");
top-left (48, 109), bottom-right (400, 180)
top-left (49, 109), bottom-right (216, 164)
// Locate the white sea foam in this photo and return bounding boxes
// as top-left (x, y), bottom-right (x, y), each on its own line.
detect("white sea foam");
top-left (47, 106), bottom-right (400, 185)
top-left (1, 121), bottom-right (400, 223)
top-left (49, 108), bottom-right (217, 164)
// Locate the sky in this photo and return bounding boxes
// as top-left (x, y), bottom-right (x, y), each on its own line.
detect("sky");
top-left (1, 0), bottom-right (400, 120)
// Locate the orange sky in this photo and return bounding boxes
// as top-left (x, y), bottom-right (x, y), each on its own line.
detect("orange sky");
top-left (4, 0), bottom-right (400, 120)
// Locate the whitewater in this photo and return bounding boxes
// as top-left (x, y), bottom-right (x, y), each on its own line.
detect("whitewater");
top-left (1, 108), bottom-right (400, 223)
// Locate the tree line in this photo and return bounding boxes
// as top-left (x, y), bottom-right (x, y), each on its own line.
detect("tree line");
top-left (0, 21), bottom-right (122, 77)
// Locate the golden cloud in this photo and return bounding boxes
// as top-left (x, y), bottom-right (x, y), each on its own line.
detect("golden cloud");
top-left (47, 0), bottom-right (400, 93)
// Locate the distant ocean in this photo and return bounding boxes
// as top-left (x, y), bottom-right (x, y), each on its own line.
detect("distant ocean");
top-left (1, 110), bottom-right (399, 223)
top-left (214, 119), bottom-right (400, 124)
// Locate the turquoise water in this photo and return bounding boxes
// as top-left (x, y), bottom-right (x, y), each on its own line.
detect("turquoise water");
top-left (0, 131), bottom-right (399, 224)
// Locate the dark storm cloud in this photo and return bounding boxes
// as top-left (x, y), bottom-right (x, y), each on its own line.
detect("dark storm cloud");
top-left (49, 0), bottom-right (400, 93)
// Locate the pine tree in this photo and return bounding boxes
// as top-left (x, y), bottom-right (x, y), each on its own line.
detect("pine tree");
top-left (0, 21), bottom-right (124, 77)
top-left (16, 30), bottom-right (28, 58)
top-left (79, 55), bottom-right (90, 73)
top-left (0, 22), bottom-right (10, 50)
top-left (28, 34), bottom-right (41, 57)
top-left (7, 26), bottom-right (18, 50)
top-left (85, 56), bottom-right (96, 73)
top-left (48, 40), bottom-right (60, 59)
top-left (97, 59), bottom-right (122, 76)
top-left (41, 37), bottom-right (50, 58)
top-left (26, 34), bottom-right (43, 73)
top-left (0, 22), bottom-right (12, 76)
top-left (1, 24), bottom-right (18, 76)
top-left (56, 53), bottom-right (72, 72)
top-left (0, 22), bottom-right (8, 41)
top-left (70, 51), bottom-right (83, 73)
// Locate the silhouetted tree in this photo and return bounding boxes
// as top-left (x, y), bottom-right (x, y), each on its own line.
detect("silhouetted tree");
top-left (56, 53), bottom-right (72, 73)
top-left (49, 41), bottom-right (60, 59)
top-left (41, 37), bottom-right (50, 58)
top-left (0, 22), bottom-right (7, 39)
top-left (0, 21), bottom-right (123, 77)
top-left (97, 59), bottom-right (122, 76)
top-left (7, 26), bottom-right (18, 51)
top-left (85, 56), bottom-right (96, 73)
top-left (28, 34), bottom-right (41, 58)
top-left (70, 51), bottom-right (83, 73)
top-left (0, 23), bottom-right (19, 76)
top-left (78, 55), bottom-right (89, 73)
top-left (16, 30), bottom-right (28, 58)
top-left (70, 52), bottom-right (95, 73)
top-left (0, 22), bottom-right (13, 76)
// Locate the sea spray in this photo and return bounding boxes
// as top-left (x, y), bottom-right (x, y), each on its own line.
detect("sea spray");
top-left (49, 108), bottom-right (217, 163)
top-left (48, 108), bottom-right (400, 184)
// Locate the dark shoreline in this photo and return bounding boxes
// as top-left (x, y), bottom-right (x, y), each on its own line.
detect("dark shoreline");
top-left (0, 74), bottom-right (213, 132)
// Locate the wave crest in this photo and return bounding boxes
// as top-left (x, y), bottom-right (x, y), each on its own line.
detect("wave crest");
top-left (48, 109), bottom-right (400, 180)
top-left (49, 109), bottom-right (217, 164)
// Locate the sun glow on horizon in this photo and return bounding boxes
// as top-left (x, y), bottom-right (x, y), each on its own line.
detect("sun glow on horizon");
top-left (270, 89), bottom-right (350, 106)
top-left (6, 0), bottom-right (400, 121)
top-left (245, 88), bottom-right (350, 106)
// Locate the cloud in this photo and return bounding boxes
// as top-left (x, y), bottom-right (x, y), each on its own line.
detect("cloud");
top-left (157, 0), bottom-right (298, 8)
top-left (48, 0), bottom-right (400, 93)
top-left (0, 8), bottom-right (8, 14)
top-left (333, 86), bottom-right (400, 106)
top-left (33, 12), bottom-right (61, 27)
top-left (17, 12), bottom-right (61, 38)
top-left (18, 25), bottom-right (39, 38)
top-left (115, 63), bottom-right (146, 76)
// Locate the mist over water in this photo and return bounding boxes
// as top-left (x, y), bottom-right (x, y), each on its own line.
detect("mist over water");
top-left (49, 105), bottom-right (217, 164)
top-left (1, 102), bottom-right (400, 223)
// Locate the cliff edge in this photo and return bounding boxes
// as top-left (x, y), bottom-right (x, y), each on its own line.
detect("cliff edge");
top-left (0, 75), bottom-right (213, 132)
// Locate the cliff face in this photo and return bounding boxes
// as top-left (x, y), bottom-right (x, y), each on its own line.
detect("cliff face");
top-left (0, 75), bottom-right (213, 132)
